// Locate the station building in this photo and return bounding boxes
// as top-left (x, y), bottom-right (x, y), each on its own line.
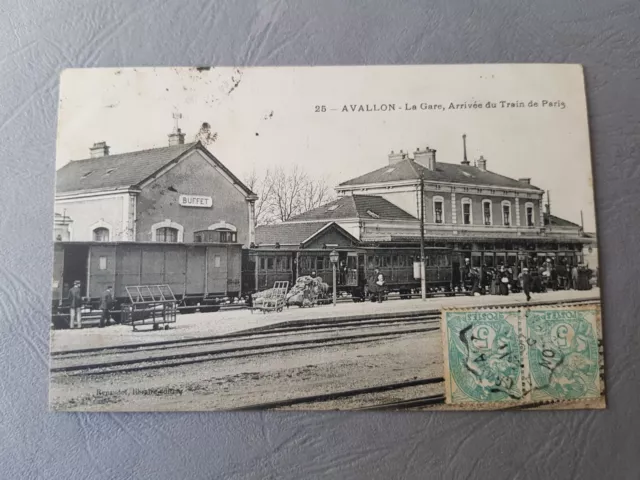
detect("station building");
top-left (255, 137), bottom-right (594, 271)
top-left (54, 129), bottom-right (258, 247)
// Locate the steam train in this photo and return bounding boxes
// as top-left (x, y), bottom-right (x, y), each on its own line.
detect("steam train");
top-left (51, 241), bottom-right (453, 324)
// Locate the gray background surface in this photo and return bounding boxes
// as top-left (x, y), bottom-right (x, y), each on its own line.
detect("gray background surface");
top-left (1, 1), bottom-right (638, 478)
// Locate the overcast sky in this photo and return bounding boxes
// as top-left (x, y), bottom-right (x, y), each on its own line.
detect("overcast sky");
top-left (56, 65), bottom-right (597, 231)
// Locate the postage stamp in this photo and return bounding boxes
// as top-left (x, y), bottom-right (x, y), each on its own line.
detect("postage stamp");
top-left (442, 303), bottom-right (605, 409)
top-left (442, 308), bottom-right (524, 405)
top-left (526, 305), bottom-right (603, 404)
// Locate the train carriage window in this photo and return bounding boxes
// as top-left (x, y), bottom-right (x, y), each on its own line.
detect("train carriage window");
top-left (99, 256), bottom-right (107, 270)
top-left (423, 255), bottom-right (430, 267)
top-left (484, 253), bottom-right (494, 267)
top-left (260, 257), bottom-right (266, 270)
top-left (214, 256), bottom-right (221, 268)
top-left (397, 255), bottom-right (405, 267)
top-left (324, 257), bottom-right (330, 270)
top-left (392, 255), bottom-right (398, 267)
top-left (275, 257), bottom-right (282, 271)
top-left (367, 256), bottom-right (375, 269)
top-left (267, 257), bottom-right (274, 271)
top-left (436, 254), bottom-right (450, 267)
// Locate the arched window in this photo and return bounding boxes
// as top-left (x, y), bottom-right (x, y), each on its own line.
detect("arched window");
top-left (525, 202), bottom-right (535, 227)
top-left (151, 219), bottom-right (184, 242)
top-left (156, 227), bottom-right (178, 242)
top-left (194, 221), bottom-right (239, 243)
top-left (482, 199), bottom-right (493, 225)
top-left (501, 200), bottom-right (512, 226)
top-left (194, 228), bottom-right (237, 243)
top-left (93, 227), bottom-right (110, 242)
top-left (461, 197), bottom-right (473, 225)
top-left (432, 195), bottom-right (445, 224)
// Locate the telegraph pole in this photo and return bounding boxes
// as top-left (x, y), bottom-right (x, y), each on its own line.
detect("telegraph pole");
top-left (420, 173), bottom-right (426, 301)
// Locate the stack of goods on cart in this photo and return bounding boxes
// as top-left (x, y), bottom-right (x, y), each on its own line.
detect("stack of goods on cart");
top-left (251, 288), bottom-right (277, 307)
top-left (286, 276), bottom-right (329, 307)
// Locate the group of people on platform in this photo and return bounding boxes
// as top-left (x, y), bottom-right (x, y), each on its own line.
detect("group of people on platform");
top-left (66, 281), bottom-right (115, 329)
top-left (459, 257), bottom-right (597, 302)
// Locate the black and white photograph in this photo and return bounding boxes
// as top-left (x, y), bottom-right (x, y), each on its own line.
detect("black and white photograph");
top-left (49, 65), bottom-right (602, 411)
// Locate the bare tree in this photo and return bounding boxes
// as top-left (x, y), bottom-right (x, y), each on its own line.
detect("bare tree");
top-left (244, 166), bottom-right (335, 225)
top-left (300, 176), bottom-right (334, 213)
top-left (244, 167), bottom-right (277, 226)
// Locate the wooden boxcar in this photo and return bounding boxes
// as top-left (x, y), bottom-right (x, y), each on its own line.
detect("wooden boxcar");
top-left (52, 241), bottom-right (242, 322)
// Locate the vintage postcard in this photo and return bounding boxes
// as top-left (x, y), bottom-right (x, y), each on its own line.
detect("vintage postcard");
top-left (49, 65), bottom-right (602, 411)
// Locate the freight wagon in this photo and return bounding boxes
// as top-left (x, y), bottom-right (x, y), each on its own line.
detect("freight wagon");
top-left (51, 241), bottom-right (242, 325)
top-left (241, 246), bottom-right (454, 300)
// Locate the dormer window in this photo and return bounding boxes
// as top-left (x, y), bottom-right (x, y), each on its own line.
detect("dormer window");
top-left (326, 204), bottom-right (341, 212)
top-left (367, 210), bottom-right (380, 219)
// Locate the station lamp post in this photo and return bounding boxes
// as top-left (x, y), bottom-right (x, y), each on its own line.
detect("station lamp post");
top-left (329, 249), bottom-right (339, 306)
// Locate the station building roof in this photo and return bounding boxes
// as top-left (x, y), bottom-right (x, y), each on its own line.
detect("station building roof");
top-left (55, 141), bottom-right (255, 197)
top-left (288, 195), bottom-right (418, 222)
top-left (338, 159), bottom-right (542, 191)
top-left (255, 221), bottom-right (359, 248)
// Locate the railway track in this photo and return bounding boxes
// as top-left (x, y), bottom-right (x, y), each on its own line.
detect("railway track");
top-left (51, 321), bottom-right (439, 376)
top-left (52, 311), bottom-right (442, 357)
top-left (232, 377), bottom-right (446, 411)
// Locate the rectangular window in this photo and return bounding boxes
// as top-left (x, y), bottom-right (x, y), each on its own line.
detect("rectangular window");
top-left (463, 203), bottom-right (471, 225)
top-left (483, 202), bottom-right (491, 225)
top-left (267, 257), bottom-right (274, 270)
top-left (484, 253), bottom-right (494, 267)
top-left (214, 255), bottom-right (221, 268)
top-left (434, 201), bottom-right (443, 224)
top-left (99, 256), bottom-right (107, 270)
top-left (260, 258), bottom-right (266, 270)
top-left (526, 207), bottom-right (534, 227)
top-left (503, 205), bottom-right (511, 226)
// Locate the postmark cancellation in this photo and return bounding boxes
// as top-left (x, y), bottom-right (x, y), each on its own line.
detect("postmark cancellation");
top-left (441, 304), bottom-right (605, 410)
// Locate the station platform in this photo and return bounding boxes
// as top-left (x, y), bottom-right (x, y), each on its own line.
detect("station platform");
top-left (50, 288), bottom-right (600, 353)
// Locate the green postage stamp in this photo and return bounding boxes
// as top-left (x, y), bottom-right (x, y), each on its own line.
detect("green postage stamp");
top-left (441, 304), bottom-right (605, 409)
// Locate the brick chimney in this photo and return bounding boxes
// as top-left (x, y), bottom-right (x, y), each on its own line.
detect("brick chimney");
top-left (414, 147), bottom-right (437, 171)
top-left (168, 112), bottom-right (185, 146)
top-left (477, 155), bottom-right (487, 171)
top-left (388, 149), bottom-right (407, 165)
top-left (518, 178), bottom-right (531, 185)
top-left (89, 142), bottom-right (110, 158)
top-left (461, 134), bottom-right (470, 165)
top-left (168, 128), bottom-right (186, 146)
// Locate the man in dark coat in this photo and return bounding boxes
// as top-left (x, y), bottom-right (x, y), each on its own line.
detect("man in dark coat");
top-left (519, 268), bottom-right (532, 301)
top-left (368, 268), bottom-right (381, 302)
top-left (99, 286), bottom-right (114, 328)
top-left (68, 280), bottom-right (83, 329)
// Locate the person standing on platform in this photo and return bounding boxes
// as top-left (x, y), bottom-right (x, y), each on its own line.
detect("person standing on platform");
top-left (99, 286), bottom-right (114, 328)
top-left (368, 268), bottom-right (381, 302)
top-left (571, 265), bottom-right (579, 290)
top-left (519, 267), bottom-right (532, 301)
top-left (68, 280), bottom-right (83, 329)
top-left (375, 271), bottom-right (386, 303)
top-left (498, 266), bottom-right (510, 296)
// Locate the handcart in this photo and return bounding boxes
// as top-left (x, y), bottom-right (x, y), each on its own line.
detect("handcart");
top-left (250, 281), bottom-right (289, 314)
top-left (121, 285), bottom-right (178, 331)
